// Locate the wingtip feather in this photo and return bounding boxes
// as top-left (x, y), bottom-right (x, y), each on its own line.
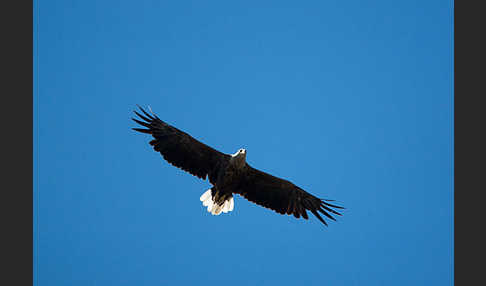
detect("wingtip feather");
top-left (135, 105), bottom-right (156, 120)
top-left (133, 118), bottom-right (151, 128)
top-left (310, 209), bottom-right (328, 226)
top-left (132, 128), bottom-right (152, 134)
top-left (134, 110), bottom-right (152, 123)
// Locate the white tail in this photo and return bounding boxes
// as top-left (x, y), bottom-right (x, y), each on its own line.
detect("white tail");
top-left (199, 189), bottom-right (234, 215)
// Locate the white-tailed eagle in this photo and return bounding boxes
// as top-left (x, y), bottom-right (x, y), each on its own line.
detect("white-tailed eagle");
top-left (132, 106), bottom-right (344, 226)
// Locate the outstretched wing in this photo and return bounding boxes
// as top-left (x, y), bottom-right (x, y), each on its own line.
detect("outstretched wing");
top-left (132, 106), bottom-right (230, 183)
top-left (236, 164), bottom-right (344, 226)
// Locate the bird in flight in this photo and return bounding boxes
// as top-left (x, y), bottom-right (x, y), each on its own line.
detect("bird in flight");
top-left (132, 106), bottom-right (344, 226)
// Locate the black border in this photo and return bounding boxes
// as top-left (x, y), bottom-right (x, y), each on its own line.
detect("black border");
top-left (2, 0), bottom-right (33, 285)
top-left (455, 1), bottom-right (485, 285)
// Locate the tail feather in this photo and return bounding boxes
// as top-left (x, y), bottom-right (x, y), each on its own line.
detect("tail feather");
top-left (200, 189), bottom-right (234, 215)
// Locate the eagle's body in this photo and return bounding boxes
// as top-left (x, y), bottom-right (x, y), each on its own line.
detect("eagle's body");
top-left (132, 106), bottom-right (344, 226)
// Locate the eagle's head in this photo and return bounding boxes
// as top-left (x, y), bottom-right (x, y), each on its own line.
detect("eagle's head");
top-left (231, 148), bottom-right (247, 168)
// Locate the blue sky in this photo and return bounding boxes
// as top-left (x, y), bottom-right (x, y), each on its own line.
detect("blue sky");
top-left (34, 1), bottom-right (453, 285)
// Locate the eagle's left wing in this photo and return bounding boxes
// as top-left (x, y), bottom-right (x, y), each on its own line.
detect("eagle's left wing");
top-left (236, 164), bottom-right (344, 226)
top-left (132, 106), bottom-right (230, 184)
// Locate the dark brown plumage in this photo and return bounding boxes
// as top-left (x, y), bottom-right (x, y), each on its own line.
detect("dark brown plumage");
top-left (132, 106), bottom-right (344, 226)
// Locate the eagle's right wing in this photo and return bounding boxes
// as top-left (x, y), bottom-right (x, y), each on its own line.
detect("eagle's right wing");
top-left (236, 164), bottom-right (344, 226)
top-left (132, 106), bottom-right (230, 184)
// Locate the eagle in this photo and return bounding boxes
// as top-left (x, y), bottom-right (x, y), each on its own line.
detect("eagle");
top-left (132, 106), bottom-right (344, 226)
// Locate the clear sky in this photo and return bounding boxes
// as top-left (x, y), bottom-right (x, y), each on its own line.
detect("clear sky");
top-left (34, 0), bottom-right (453, 285)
